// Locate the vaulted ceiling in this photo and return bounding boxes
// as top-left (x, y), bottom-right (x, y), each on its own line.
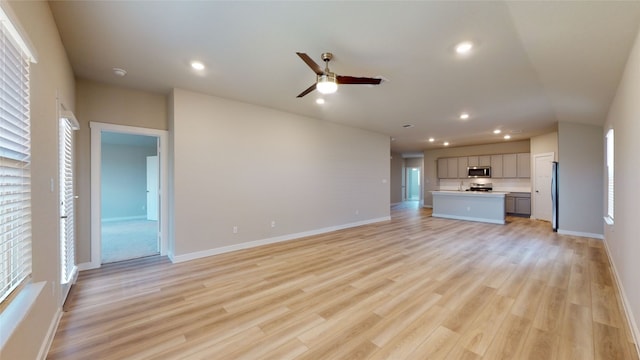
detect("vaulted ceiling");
top-left (49, 1), bottom-right (640, 153)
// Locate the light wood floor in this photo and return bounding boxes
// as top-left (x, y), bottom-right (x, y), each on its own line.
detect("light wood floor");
top-left (48, 203), bottom-right (639, 359)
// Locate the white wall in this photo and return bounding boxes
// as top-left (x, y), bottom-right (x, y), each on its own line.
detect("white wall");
top-left (0, 1), bottom-right (75, 359)
top-left (603, 25), bottom-right (640, 350)
top-left (557, 122), bottom-right (604, 237)
top-left (170, 89), bottom-right (390, 259)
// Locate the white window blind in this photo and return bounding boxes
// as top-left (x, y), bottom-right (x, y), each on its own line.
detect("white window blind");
top-left (606, 129), bottom-right (614, 221)
top-left (59, 116), bottom-right (77, 284)
top-left (0, 10), bottom-right (32, 303)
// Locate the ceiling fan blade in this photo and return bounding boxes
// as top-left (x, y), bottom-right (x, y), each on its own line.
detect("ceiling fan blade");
top-left (296, 52), bottom-right (324, 75)
top-left (296, 83), bottom-right (317, 98)
top-left (337, 75), bottom-right (382, 85)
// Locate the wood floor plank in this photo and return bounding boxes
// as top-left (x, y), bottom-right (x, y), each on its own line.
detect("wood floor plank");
top-left (46, 204), bottom-right (639, 359)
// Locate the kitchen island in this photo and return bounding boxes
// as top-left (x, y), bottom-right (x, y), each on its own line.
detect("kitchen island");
top-left (431, 191), bottom-right (508, 224)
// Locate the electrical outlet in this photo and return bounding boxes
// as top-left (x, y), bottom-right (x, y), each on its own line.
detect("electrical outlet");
top-left (233, 226), bottom-right (238, 233)
top-left (271, 221), bottom-right (276, 228)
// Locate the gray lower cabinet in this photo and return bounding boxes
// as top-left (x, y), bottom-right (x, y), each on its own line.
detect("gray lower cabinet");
top-left (506, 192), bottom-right (531, 216)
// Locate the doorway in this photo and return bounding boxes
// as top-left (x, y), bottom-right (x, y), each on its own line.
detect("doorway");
top-left (406, 167), bottom-right (421, 201)
top-left (533, 152), bottom-right (554, 221)
top-left (100, 132), bottom-right (159, 263)
top-left (90, 122), bottom-right (169, 268)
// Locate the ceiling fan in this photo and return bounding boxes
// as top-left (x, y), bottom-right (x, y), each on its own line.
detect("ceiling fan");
top-left (295, 52), bottom-right (382, 98)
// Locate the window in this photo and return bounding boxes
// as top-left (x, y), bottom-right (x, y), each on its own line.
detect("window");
top-left (606, 129), bottom-right (614, 223)
top-left (59, 114), bottom-right (78, 284)
top-left (0, 5), bottom-right (35, 304)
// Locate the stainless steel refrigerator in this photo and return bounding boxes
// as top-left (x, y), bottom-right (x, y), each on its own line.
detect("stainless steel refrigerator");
top-left (551, 161), bottom-right (559, 232)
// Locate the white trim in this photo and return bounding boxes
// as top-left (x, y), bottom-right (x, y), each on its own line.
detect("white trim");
top-left (0, 1), bottom-right (38, 63)
top-left (431, 213), bottom-right (505, 225)
top-left (90, 122), bottom-right (169, 268)
top-left (101, 215), bottom-right (147, 223)
top-left (170, 216), bottom-right (391, 263)
top-left (422, 205), bottom-right (433, 209)
top-left (557, 229), bottom-right (604, 240)
top-left (604, 216), bottom-right (614, 226)
top-left (0, 281), bottom-right (45, 349)
top-left (77, 262), bottom-right (97, 271)
top-left (602, 239), bottom-right (640, 358)
top-left (36, 307), bottom-right (62, 360)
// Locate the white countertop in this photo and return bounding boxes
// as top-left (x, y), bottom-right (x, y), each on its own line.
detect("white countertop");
top-left (431, 190), bottom-right (509, 197)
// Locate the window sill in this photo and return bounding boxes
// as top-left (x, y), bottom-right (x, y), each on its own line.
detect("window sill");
top-left (0, 281), bottom-right (45, 349)
top-left (604, 216), bottom-right (614, 226)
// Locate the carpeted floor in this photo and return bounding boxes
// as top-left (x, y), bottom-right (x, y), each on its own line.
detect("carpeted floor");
top-left (101, 219), bottom-right (159, 263)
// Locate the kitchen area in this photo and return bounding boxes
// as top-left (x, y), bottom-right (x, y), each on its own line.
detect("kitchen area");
top-left (430, 150), bottom-right (533, 224)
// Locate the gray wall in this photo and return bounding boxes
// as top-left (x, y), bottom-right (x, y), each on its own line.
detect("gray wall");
top-left (75, 79), bottom-right (167, 263)
top-left (101, 142), bottom-right (157, 220)
top-left (1, 2), bottom-right (75, 359)
top-left (530, 131), bottom-right (558, 160)
top-left (390, 152), bottom-right (403, 204)
top-left (170, 89), bottom-right (390, 258)
top-left (557, 122), bottom-right (603, 236)
top-left (603, 25), bottom-right (640, 346)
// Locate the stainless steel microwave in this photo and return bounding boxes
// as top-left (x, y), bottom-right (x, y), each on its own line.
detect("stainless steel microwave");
top-left (467, 166), bottom-right (491, 178)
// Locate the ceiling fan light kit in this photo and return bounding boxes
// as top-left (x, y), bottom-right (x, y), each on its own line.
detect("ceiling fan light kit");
top-left (316, 73), bottom-right (338, 94)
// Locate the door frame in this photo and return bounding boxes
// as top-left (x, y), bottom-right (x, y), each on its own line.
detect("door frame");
top-left (532, 152), bottom-right (555, 221)
top-left (405, 167), bottom-right (421, 201)
top-left (89, 122), bottom-right (169, 269)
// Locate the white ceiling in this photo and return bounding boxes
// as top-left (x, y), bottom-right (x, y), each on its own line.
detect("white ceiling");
top-left (48, 1), bottom-right (640, 153)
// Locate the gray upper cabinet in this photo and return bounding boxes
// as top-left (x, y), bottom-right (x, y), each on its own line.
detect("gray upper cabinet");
top-left (490, 155), bottom-right (503, 178)
top-left (438, 157), bottom-right (459, 179)
top-left (502, 154), bottom-right (517, 178)
top-left (437, 152), bottom-right (531, 179)
top-left (517, 153), bottom-right (531, 178)
top-left (437, 158), bottom-right (448, 179)
top-left (447, 157), bottom-right (458, 178)
top-left (457, 157), bottom-right (468, 179)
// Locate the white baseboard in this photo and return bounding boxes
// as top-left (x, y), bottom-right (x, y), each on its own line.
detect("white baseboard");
top-left (37, 307), bottom-right (62, 360)
top-left (602, 239), bottom-right (640, 358)
top-left (101, 215), bottom-right (147, 223)
top-left (557, 229), bottom-right (604, 239)
top-left (423, 205), bottom-right (433, 209)
top-left (170, 216), bottom-right (391, 264)
top-left (77, 262), bottom-right (99, 271)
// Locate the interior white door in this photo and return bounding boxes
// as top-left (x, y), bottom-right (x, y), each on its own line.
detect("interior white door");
top-left (533, 153), bottom-right (554, 221)
top-left (146, 156), bottom-right (159, 221)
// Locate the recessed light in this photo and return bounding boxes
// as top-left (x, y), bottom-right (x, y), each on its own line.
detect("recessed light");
top-left (443, 141), bottom-right (450, 146)
top-left (402, 124), bottom-right (414, 128)
top-left (493, 129), bottom-right (501, 134)
top-left (428, 138), bottom-right (435, 142)
top-left (455, 41), bottom-right (473, 54)
top-left (459, 112), bottom-right (470, 120)
top-left (112, 67), bottom-right (127, 77)
top-left (191, 61), bottom-right (205, 71)
top-left (504, 135), bottom-right (511, 140)
top-left (315, 98), bottom-right (325, 105)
